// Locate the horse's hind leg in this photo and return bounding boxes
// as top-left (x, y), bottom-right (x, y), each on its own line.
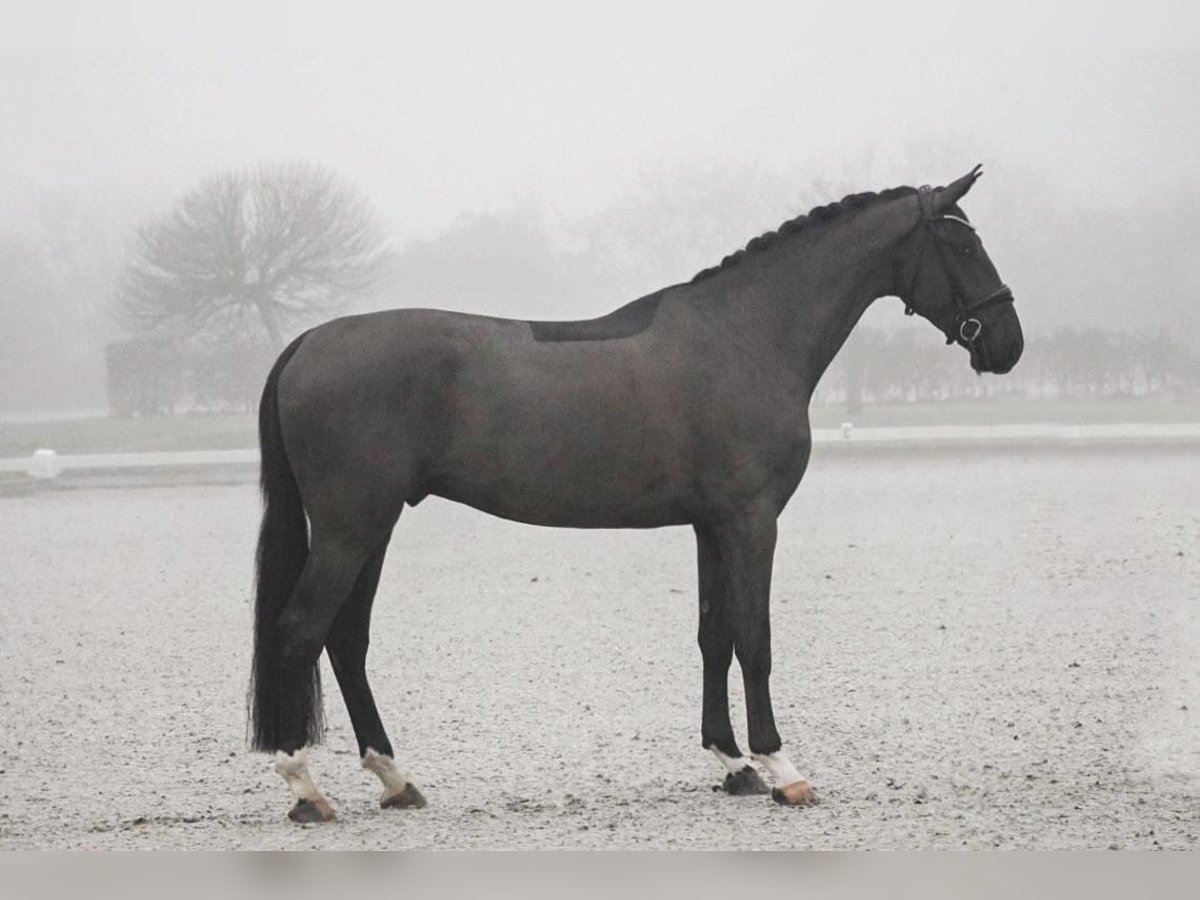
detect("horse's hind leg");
top-left (325, 532), bottom-right (427, 810)
top-left (272, 534), bottom-right (377, 823)
top-left (695, 525), bottom-right (770, 795)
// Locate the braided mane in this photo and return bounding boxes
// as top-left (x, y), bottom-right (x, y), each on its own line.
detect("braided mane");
top-left (691, 185), bottom-right (916, 282)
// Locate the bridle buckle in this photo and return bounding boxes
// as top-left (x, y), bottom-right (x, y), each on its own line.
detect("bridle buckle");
top-left (959, 318), bottom-right (983, 343)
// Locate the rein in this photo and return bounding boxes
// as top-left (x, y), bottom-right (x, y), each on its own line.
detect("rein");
top-left (901, 186), bottom-right (1014, 360)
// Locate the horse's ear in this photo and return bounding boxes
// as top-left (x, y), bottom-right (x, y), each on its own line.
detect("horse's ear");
top-left (933, 164), bottom-right (983, 213)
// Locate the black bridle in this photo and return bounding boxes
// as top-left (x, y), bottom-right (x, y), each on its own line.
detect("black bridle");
top-left (901, 185), bottom-right (1014, 355)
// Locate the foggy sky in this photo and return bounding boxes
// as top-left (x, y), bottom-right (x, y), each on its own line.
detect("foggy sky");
top-left (3, 16), bottom-right (1198, 239)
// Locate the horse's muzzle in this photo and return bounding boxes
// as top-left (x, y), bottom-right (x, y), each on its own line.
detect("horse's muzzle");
top-left (971, 303), bottom-right (1023, 374)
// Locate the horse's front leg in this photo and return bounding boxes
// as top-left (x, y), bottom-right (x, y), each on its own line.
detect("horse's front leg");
top-left (718, 508), bottom-right (817, 806)
top-left (695, 525), bottom-right (770, 795)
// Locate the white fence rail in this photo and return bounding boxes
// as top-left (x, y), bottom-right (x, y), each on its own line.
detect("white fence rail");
top-left (2, 423), bottom-right (1199, 479)
top-left (0, 448), bottom-right (258, 476)
top-left (811, 422), bottom-right (1200, 443)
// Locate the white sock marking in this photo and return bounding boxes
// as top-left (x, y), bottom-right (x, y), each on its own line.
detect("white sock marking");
top-left (710, 747), bottom-right (756, 775)
top-left (362, 747), bottom-right (411, 801)
top-left (274, 749), bottom-right (325, 804)
top-left (753, 750), bottom-right (807, 787)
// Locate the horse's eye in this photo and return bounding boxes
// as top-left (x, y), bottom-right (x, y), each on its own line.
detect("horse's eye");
top-left (959, 245), bottom-right (975, 258)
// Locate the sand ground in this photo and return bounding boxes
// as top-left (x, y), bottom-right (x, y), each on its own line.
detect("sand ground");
top-left (1, 444), bottom-right (1197, 849)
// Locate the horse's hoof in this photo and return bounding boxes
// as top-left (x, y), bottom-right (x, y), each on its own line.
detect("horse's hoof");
top-left (722, 766), bottom-right (771, 796)
top-left (287, 797), bottom-right (337, 823)
top-left (381, 783), bottom-right (427, 810)
top-left (771, 780), bottom-right (818, 807)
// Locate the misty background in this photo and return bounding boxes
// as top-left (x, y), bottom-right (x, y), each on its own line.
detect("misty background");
top-left (2, 32), bottom-right (1198, 420)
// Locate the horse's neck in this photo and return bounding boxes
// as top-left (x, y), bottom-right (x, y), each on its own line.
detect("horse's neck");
top-left (692, 214), bottom-right (901, 396)
top-left (790, 248), bottom-right (891, 392)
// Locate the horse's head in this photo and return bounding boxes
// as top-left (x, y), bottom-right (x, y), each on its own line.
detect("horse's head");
top-left (895, 166), bottom-right (1023, 374)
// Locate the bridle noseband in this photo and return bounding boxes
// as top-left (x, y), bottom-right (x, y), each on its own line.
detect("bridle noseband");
top-left (901, 185), bottom-right (1014, 351)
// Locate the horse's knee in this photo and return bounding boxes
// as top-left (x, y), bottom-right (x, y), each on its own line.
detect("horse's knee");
top-left (732, 622), bottom-right (772, 674)
top-left (734, 647), bottom-right (772, 681)
top-left (698, 627), bottom-right (734, 665)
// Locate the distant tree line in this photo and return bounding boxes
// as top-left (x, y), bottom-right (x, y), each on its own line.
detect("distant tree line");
top-left (96, 158), bottom-right (1200, 416)
top-left (109, 317), bottom-right (1198, 417)
top-left (816, 325), bottom-right (1200, 411)
top-left (0, 188), bottom-right (132, 413)
top-left (105, 335), bottom-right (274, 415)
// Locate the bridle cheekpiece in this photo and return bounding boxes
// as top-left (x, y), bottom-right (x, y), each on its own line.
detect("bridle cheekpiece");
top-left (902, 185), bottom-right (1014, 350)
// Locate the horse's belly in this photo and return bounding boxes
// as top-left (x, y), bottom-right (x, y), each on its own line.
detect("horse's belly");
top-left (436, 485), bottom-right (690, 529)
top-left (431, 418), bottom-right (691, 528)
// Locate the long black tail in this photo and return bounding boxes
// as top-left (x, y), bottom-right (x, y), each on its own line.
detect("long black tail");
top-left (248, 332), bottom-right (325, 751)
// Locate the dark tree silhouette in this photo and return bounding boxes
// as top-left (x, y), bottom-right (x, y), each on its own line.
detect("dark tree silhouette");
top-left (118, 161), bottom-right (389, 349)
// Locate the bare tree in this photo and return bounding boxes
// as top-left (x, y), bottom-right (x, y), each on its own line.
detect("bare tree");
top-left (118, 161), bottom-right (389, 349)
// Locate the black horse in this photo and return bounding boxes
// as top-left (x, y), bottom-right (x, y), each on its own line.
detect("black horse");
top-left (249, 166), bottom-right (1023, 822)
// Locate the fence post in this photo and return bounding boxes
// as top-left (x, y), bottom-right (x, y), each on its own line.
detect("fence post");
top-left (27, 448), bottom-right (60, 480)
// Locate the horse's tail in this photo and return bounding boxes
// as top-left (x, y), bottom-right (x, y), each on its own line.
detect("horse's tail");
top-left (248, 332), bottom-right (325, 752)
